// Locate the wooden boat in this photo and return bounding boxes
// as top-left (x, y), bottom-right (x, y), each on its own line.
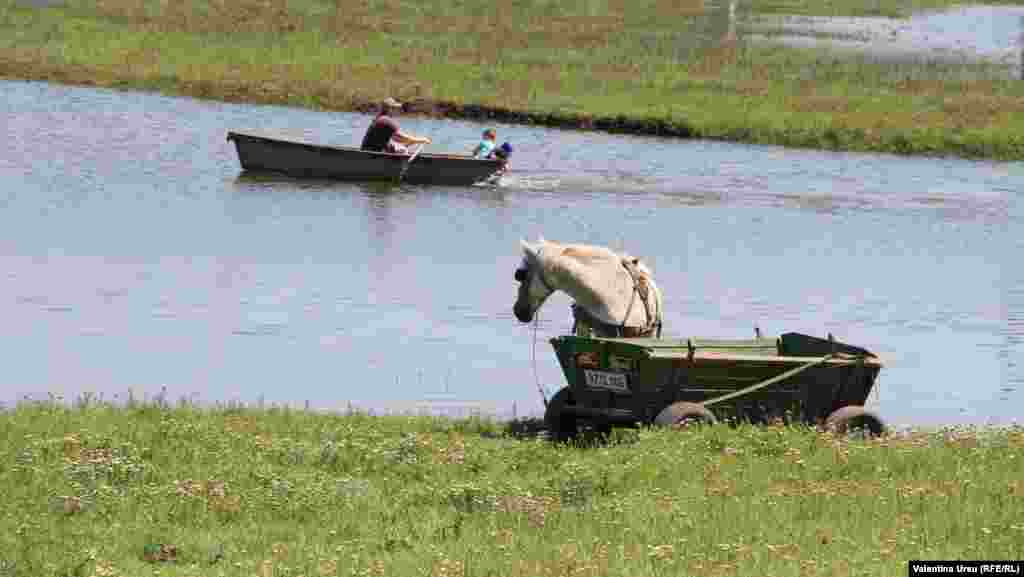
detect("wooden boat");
top-left (226, 131), bottom-right (503, 186)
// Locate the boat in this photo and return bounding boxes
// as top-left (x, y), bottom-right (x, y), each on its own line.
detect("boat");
top-left (226, 131), bottom-right (503, 186)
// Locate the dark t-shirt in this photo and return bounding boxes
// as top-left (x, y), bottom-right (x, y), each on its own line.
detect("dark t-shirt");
top-left (360, 115), bottom-right (399, 151)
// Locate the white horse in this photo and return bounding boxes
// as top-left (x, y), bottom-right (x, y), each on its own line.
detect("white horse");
top-left (513, 237), bottom-right (664, 338)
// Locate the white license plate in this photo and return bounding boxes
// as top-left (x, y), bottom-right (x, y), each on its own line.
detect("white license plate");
top-left (583, 369), bottom-right (629, 393)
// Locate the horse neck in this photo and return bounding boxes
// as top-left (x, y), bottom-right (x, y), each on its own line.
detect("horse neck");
top-left (543, 255), bottom-right (633, 324)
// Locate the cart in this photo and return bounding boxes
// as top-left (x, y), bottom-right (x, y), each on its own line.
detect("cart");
top-left (544, 331), bottom-right (885, 440)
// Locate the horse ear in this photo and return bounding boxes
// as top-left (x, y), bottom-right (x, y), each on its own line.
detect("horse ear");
top-left (520, 239), bottom-right (537, 258)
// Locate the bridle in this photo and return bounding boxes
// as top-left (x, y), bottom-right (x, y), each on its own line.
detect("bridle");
top-left (515, 246), bottom-right (555, 305)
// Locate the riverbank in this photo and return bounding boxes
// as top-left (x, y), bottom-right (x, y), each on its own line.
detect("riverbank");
top-left (2, 0), bottom-right (1023, 161)
top-left (2, 401), bottom-right (1021, 577)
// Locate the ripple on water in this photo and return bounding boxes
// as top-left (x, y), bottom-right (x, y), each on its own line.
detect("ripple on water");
top-left (232, 324), bottom-right (286, 337)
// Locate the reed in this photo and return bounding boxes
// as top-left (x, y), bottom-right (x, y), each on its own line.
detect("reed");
top-left (1, 397), bottom-right (1021, 576)
top-left (0, 0), bottom-right (1022, 159)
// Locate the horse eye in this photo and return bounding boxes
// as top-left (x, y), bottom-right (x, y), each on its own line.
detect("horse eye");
top-left (514, 269), bottom-right (526, 282)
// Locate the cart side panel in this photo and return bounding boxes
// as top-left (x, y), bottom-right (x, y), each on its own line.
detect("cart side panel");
top-left (550, 337), bottom-right (639, 404)
top-left (760, 363), bottom-right (882, 423)
top-left (780, 333), bottom-right (874, 358)
top-left (831, 363), bottom-right (882, 411)
top-left (681, 359), bottom-right (805, 422)
top-left (550, 336), bottom-right (606, 389)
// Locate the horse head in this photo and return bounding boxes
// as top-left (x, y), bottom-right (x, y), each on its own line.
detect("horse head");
top-left (513, 238), bottom-right (556, 323)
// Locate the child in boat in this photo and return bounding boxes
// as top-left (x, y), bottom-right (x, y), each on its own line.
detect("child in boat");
top-left (471, 128), bottom-right (497, 158)
top-left (479, 142), bottom-right (513, 185)
top-left (491, 142), bottom-right (512, 173)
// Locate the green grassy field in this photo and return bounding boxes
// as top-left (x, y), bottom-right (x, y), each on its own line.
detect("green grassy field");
top-left (2, 399), bottom-right (1022, 577)
top-left (1, 0), bottom-right (1022, 160)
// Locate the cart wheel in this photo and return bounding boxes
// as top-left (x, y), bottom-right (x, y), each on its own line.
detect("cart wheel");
top-left (544, 387), bottom-right (579, 442)
top-left (824, 406), bottom-right (886, 438)
top-left (654, 402), bottom-right (717, 429)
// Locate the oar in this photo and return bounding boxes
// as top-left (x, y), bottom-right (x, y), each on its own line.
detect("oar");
top-left (396, 143), bottom-right (425, 183)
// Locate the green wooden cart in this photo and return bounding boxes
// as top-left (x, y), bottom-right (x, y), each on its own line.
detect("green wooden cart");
top-left (544, 331), bottom-right (885, 440)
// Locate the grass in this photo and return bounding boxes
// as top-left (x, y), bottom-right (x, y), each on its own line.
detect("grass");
top-left (0, 0), bottom-right (1023, 160)
top-left (2, 396), bottom-right (1022, 577)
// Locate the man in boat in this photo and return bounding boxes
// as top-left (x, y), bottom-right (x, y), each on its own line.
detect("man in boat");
top-left (359, 97), bottom-right (431, 154)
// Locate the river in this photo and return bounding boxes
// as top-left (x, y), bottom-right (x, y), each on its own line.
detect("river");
top-left (1, 79), bottom-right (1020, 427)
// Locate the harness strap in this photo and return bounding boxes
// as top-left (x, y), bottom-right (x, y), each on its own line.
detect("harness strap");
top-left (620, 259), bottom-right (656, 337)
top-left (572, 259), bottom-right (661, 338)
top-left (618, 280), bottom-right (639, 337)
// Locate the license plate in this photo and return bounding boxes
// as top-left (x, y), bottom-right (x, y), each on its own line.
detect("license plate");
top-left (583, 369), bottom-right (629, 393)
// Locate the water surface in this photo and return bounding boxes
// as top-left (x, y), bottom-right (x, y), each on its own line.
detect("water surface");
top-left (743, 4), bottom-right (1024, 76)
top-left (1, 79), bottom-right (1020, 426)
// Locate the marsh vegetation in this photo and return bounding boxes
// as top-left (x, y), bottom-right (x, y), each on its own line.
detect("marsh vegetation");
top-left (1, 0), bottom-right (1022, 159)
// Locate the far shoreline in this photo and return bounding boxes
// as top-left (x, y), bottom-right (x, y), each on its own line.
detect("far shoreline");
top-left (2, 0), bottom-right (1023, 162)
top-left (4, 71), bottom-right (1023, 164)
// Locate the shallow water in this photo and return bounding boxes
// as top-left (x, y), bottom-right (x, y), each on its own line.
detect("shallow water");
top-left (1, 79), bottom-right (1020, 426)
top-left (744, 5), bottom-right (1024, 77)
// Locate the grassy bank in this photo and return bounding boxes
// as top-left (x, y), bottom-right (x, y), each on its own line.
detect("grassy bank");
top-left (1, 400), bottom-right (1022, 577)
top-left (1, 0), bottom-right (1023, 161)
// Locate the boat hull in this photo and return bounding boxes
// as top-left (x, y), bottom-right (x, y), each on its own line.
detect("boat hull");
top-left (226, 131), bottom-right (502, 186)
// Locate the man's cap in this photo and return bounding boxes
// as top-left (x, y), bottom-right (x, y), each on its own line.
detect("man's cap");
top-left (382, 97), bottom-right (402, 108)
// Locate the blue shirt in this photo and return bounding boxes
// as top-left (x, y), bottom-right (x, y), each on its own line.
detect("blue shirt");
top-left (472, 140), bottom-right (496, 158)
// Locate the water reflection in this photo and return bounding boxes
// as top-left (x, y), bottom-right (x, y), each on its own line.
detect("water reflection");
top-left (361, 182), bottom-right (402, 252)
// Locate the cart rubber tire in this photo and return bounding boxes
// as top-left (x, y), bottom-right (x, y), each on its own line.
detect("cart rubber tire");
top-left (654, 402), bottom-right (717, 428)
top-left (825, 405), bottom-right (886, 437)
top-left (544, 387), bottom-right (579, 442)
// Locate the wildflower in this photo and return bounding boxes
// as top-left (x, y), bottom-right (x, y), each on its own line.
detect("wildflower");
top-left (654, 494), bottom-right (675, 512)
top-left (206, 479), bottom-right (226, 497)
top-left (207, 494), bottom-right (241, 514)
top-left (648, 544), bottom-right (674, 561)
top-left (61, 496), bottom-right (81, 515)
top-left (63, 434), bottom-right (81, 462)
top-left (492, 529), bottom-right (513, 547)
top-left (432, 557), bottom-right (464, 577)
top-left (318, 559), bottom-right (338, 576)
top-left (90, 560), bottom-right (116, 577)
top-left (142, 544), bottom-right (178, 563)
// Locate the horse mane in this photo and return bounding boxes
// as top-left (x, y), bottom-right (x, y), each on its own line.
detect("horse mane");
top-left (560, 244), bottom-right (618, 261)
top-left (554, 242), bottom-right (653, 278)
